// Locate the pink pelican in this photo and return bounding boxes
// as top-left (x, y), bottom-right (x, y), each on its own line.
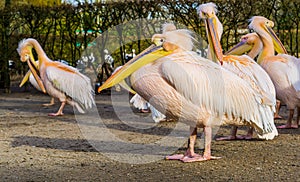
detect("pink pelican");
top-left (198, 3), bottom-right (277, 140)
top-left (226, 32), bottom-right (285, 119)
top-left (17, 38), bottom-right (95, 116)
top-left (98, 23), bottom-right (278, 162)
top-left (249, 16), bottom-right (300, 129)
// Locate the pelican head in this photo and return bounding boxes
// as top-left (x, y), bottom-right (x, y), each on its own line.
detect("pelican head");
top-left (17, 39), bottom-right (33, 63)
top-left (248, 16), bottom-right (287, 54)
top-left (197, 2), bottom-right (218, 19)
top-left (225, 33), bottom-right (262, 56)
top-left (98, 23), bottom-right (193, 92)
top-left (197, 2), bottom-right (223, 64)
top-left (17, 39), bottom-right (46, 93)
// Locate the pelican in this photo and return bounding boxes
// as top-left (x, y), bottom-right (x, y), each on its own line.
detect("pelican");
top-left (98, 23), bottom-right (278, 162)
top-left (226, 32), bottom-right (285, 119)
top-left (19, 61), bottom-right (55, 106)
top-left (198, 3), bottom-right (277, 140)
top-left (249, 16), bottom-right (300, 129)
top-left (17, 38), bottom-right (95, 116)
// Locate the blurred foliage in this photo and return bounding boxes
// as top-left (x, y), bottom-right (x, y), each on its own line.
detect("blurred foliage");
top-left (0, 0), bottom-right (299, 91)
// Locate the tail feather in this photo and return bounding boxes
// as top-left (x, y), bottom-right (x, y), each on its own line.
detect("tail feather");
top-left (255, 105), bottom-right (278, 140)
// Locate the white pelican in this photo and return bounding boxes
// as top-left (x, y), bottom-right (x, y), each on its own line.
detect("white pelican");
top-left (226, 32), bottom-right (285, 119)
top-left (249, 16), bottom-right (300, 129)
top-left (198, 3), bottom-right (277, 140)
top-left (17, 38), bottom-right (95, 116)
top-left (98, 23), bottom-right (278, 162)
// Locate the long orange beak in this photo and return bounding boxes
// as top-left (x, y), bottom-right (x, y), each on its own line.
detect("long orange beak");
top-left (267, 27), bottom-right (287, 54)
top-left (205, 17), bottom-right (223, 64)
top-left (19, 70), bottom-right (31, 87)
top-left (26, 56), bottom-right (46, 93)
top-left (98, 44), bottom-right (172, 93)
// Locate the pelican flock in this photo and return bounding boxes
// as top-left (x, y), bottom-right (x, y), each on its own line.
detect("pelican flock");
top-left (248, 16), bottom-right (300, 129)
top-left (98, 23), bottom-right (278, 162)
top-left (16, 2), bottom-right (299, 163)
top-left (198, 3), bottom-right (277, 140)
top-left (17, 38), bottom-right (95, 116)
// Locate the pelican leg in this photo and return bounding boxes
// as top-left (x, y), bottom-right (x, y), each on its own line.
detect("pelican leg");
top-left (215, 126), bottom-right (238, 141)
top-left (165, 127), bottom-right (198, 160)
top-left (241, 127), bottom-right (254, 140)
top-left (43, 97), bottom-right (55, 107)
top-left (181, 126), bottom-right (220, 162)
top-left (277, 109), bottom-right (297, 129)
top-left (202, 126), bottom-right (220, 160)
top-left (274, 100), bottom-right (283, 119)
top-left (48, 101), bottom-right (66, 116)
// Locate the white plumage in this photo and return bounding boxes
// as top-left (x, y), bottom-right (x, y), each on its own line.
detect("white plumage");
top-left (249, 16), bottom-right (300, 129)
top-left (198, 3), bottom-right (277, 140)
top-left (17, 38), bottom-right (95, 116)
top-left (99, 23), bottom-right (279, 162)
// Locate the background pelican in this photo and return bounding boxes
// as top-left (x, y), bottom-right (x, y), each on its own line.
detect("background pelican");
top-left (98, 23), bottom-right (278, 162)
top-left (226, 32), bottom-right (284, 119)
top-left (198, 3), bottom-right (277, 140)
top-left (249, 16), bottom-right (300, 129)
top-left (17, 38), bottom-right (95, 116)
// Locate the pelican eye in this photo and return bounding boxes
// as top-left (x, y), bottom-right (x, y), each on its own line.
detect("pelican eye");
top-left (153, 37), bottom-right (165, 46)
top-left (242, 37), bottom-right (248, 41)
top-left (25, 54), bottom-right (30, 60)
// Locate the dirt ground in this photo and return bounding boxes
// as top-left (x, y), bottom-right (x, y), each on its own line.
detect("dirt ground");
top-left (0, 84), bottom-right (299, 181)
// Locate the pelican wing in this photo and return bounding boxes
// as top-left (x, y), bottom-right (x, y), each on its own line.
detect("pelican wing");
top-left (161, 52), bottom-right (257, 120)
top-left (160, 52), bottom-right (277, 139)
top-left (223, 55), bottom-right (276, 107)
top-left (46, 61), bottom-right (95, 110)
top-left (278, 54), bottom-right (300, 92)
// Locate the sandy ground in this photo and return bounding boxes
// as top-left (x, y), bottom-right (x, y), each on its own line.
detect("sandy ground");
top-left (0, 85), bottom-right (299, 181)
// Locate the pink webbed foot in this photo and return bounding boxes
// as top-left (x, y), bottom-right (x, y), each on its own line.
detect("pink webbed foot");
top-left (181, 155), bottom-right (221, 163)
top-left (48, 112), bottom-right (64, 116)
top-left (165, 154), bottom-right (184, 160)
top-left (165, 154), bottom-right (221, 162)
top-left (216, 135), bottom-right (237, 141)
top-left (43, 103), bottom-right (55, 107)
top-left (274, 115), bottom-right (283, 120)
top-left (277, 124), bottom-right (298, 129)
top-left (239, 134), bottom-right (253, 140)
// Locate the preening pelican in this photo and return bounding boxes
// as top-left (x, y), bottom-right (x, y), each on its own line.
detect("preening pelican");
top-left (198, 3), bottom-right (277, 140)
top-left (19, 61), bottom-right (55, 106)
top-left (98, 23), bottom-right (278, 162)
top-left (249, 16), bottom-right (300, 129)
top-left (226, 32), bottom-right (284, 119)
top-left (17, 38), bottom-right (95, 116)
